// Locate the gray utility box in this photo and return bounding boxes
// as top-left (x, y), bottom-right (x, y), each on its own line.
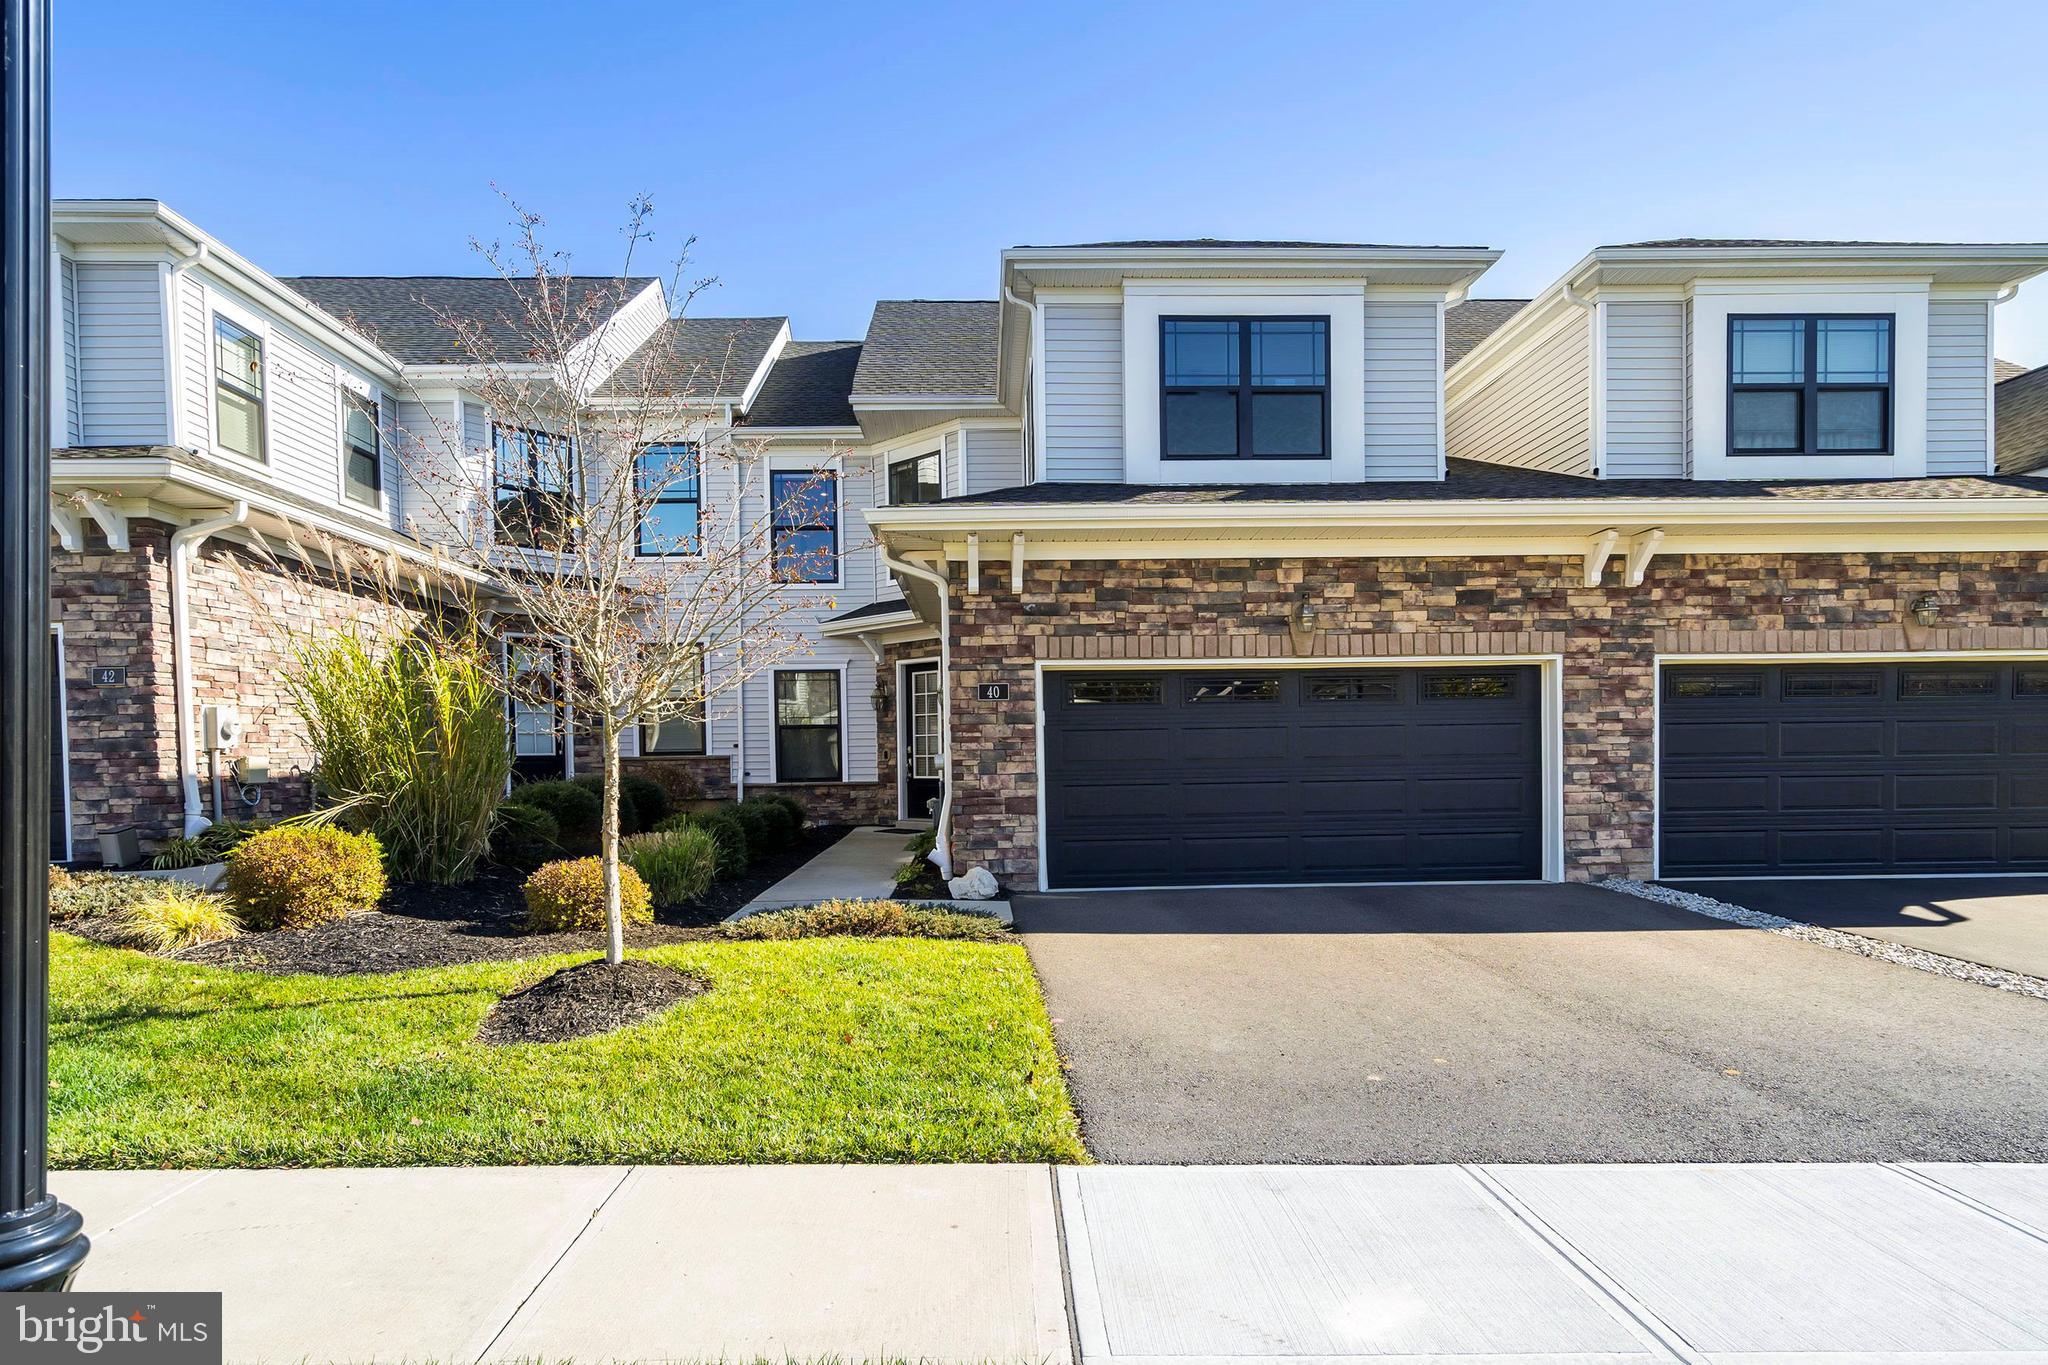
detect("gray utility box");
top-left (96, 824), bottom-right (142, 868)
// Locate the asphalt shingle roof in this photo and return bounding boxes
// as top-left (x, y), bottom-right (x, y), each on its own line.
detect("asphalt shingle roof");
top-left (934, 458), bottom-right (2048, 507)
top-left (738, 340), bottom-right (862, 427)
top-left (597, 316), bottom-right (786, 399)
top-left (1997, 364), bottom-right (2048, 475)
top-left (1016, 238), bottom-right (1490, 250)
top-left (824, 597), bottom-right (912, 625)
top-left (1444, 299), bottom-right (1530, 366)
top-left (1995, 359), bottom-right (2032, 385)
top-left (282, 276), bottom-right (656, 365)
top-left (851, 300), bottom-right (1001, 400)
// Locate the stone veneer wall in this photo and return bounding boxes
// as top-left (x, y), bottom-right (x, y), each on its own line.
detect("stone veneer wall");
top-left (946, 552), bottom-right (2048, 886)
top-left (53, 519), bottom-right (420, 856)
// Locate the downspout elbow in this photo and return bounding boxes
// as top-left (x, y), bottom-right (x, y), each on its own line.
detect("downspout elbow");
top-left (170, 500), bottom-right (248, 836)
top-left (880, 548), bottom-right (955, 880)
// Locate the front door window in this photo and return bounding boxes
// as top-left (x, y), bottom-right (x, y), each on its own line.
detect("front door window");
top-left (508, 641), bottom-right (566, 780)
top-left (904, 662), bottom-right (942, 818)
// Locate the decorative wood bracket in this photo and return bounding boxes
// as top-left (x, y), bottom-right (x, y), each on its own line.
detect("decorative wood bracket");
top-left (48, 501), bottom-right (82, 553)
top-left (1624, 528), bottom-right (1666, 587)
top-left (966, 532), bottom-right (981, 594)
top-left (78, 492), bottom-right (129, 551)
top-left (1583, 527), bottom-right (1620, 587)
top-left (1011, 531), bottom-right (1025, 588)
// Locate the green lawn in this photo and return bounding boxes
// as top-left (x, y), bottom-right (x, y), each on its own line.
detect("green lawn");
top-left (50, 934), bottom-right (1086, 1167)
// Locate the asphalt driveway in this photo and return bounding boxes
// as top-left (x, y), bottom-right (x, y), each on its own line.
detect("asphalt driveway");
top-left (1013, 882), bottom-right (2048, 1164)
top-left (1674, 876), bottom-right (2048, 979)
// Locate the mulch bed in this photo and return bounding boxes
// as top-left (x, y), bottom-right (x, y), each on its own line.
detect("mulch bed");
top-left (136, 824), bottom-right (853, 977)
top-left (475, 959), bottom-right (709, 1045)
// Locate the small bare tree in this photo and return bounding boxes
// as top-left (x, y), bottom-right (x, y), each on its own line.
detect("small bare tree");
top-left (385, 194), bottom-right (835, 966)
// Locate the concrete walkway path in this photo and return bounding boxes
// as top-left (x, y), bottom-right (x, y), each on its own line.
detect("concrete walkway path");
top-left (736, 824), bottom-right (1013, 920)
top-left (61, 1161), bottom-right (2048, 1362)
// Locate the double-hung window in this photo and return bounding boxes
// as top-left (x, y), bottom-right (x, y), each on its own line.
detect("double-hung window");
top-left (1161, 317), bottom-right (1329, 460)
top-left (492, 424), bottom-right (577, 549)
top-left (213, 315), bottom-right (265, 461)
top-left (887, 450), bottom-right (941, 505)
top-left (774, 669), bottom-right (842, 781)
top-left (636, 442), bottom-right (701, 556)
top-left (771, 469), bottom-right (838, 583)
top-left (641, 648), bottom-right (706, 755)
top-left (341, 391), bottom-right (381, 506)
top-left (1729, 315), bottom-right (1893, 455)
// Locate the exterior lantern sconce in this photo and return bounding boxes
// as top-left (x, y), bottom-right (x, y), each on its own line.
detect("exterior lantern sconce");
top-left (872, 682), bottom-right (889, 718)
top-left (1910, 594), bottom-right (1943, 628)
top-left (1287, 589), bottom-right (1320, 655)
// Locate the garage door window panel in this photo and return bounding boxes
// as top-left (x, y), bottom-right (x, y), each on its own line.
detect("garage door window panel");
top-left (1187, 677), bottom-right (1280, 702)
top-left (1900, 668), bottom-right (1998, 699)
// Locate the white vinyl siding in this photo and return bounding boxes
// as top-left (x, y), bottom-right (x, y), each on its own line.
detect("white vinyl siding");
top-left (962, 425), bottom-right (1024, 494)
top-left (942, 428), bottom-right (963, 495)
top-left (58, 256), bottom-right (79, 446)
top-left (1445, 309), bottom-right (1592, 476)
top-left (1040, 297), bottom-right (1122, 481)
top-left (393, 397), bottom-right (464, 542)
top-left (174, 273), bottom-right (210, 448)
top-left (1360, 298), bottom-right (1442, 479)
top-left (1682, 298), bottom-right (1695, 476)
top-left (73, 262), bottom-right (168, 444)
top-left (1926, 298), bottom-right (1992, 475)
top-left (1603, 300), bottom-right (1687, 478)
top-left (736, 450), bottom-right (880, 786)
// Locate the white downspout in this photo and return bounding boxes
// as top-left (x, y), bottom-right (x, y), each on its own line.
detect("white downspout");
top-left (880, 547), bottom-right (953, 879)
top-left (171, 500), bottom-right (247, 835)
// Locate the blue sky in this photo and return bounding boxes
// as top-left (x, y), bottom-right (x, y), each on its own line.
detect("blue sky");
top-left (57, 0), bottom-right (2048, 363)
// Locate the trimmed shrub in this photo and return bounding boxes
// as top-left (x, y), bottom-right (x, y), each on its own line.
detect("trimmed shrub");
top-left (659, 808), bottom-right (749, 876)
top-left (511, 780), bottom-right (601, 850)
top-left (490, 802), bottom-right (561, 869)
top-left (624, 826), bottom-right (719, 905)
top-left (723, 898), bottom-right (1007, 943)
top-left (224, 825), bottom-right (387, 931)
top-left (753, 791), bottom-right (805, 832)
top-left (740, 794), bottom-right (799, 849)
top-left (49, 869), bottom-right (166, 922)
top-left (522, 856), bottom-right (652, 932)
top-left (623, 774), bottom-right (671, 832)
top-left (108, 885), bottom-right (242, 952)
top-left (730, 801), bottom-right (783, 857)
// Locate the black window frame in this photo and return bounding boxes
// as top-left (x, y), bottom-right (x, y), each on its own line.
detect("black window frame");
top-left (770, 469), bottom-right (839, 584)
top-left (640, 647), bottom-right (707, 756)
top-left (1727, 313), bottom-right (1895, 458)
top-left (635, 441), bottom-right (702, 558)
top-left (1159, 315), bottom-right (1331, 462)
top-left (491, 423), bottom-right (579, 550)
top-left (340, 389), bottom-right (382, 507)
top-left (212, 313), bottom-right (266, 463)
top-left (773, 668), bottom-right (843, 782)
top-left (887, 450), bottom-right (942, 506)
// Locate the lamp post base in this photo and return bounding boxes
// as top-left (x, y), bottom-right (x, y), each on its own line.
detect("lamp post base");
top-left (0, 1197), bottom-right (88, 1291)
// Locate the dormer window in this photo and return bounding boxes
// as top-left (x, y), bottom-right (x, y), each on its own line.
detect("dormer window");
top-left (1161, 317), bottom-right (1329, 460)
top-left (1729, 315), bottom-right (1892, 456)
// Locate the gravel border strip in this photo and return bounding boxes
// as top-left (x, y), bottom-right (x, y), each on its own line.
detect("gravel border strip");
top-left (1600, 877), bottom-right (2048, 1003)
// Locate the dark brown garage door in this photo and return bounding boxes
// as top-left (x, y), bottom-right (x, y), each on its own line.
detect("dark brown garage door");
top-left (1042, 666), bottom-right (1544, 889)
top-left (1660, 662), bottom-right (2048, 877)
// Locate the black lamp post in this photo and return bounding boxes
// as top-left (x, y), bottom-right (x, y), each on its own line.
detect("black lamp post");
top-left (0, 0), bottom-right (86, 1293)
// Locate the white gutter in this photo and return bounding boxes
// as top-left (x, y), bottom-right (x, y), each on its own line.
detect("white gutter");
top-left (879, 547), bottom-right (954, 879)
top-left (170, 500), bottom-right (248, 835)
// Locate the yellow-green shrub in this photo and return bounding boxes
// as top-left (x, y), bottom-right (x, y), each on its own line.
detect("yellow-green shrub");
top-left (48, 868), bottom-right (165, 922)
top-left (224, 825), bottom-right (386, 930)
top-left (108, 885), bottom-right (242, 952)
top-left (522, 857), bottom-right (652, 932)
top-left (722, 898), bottom-right (1007, 942)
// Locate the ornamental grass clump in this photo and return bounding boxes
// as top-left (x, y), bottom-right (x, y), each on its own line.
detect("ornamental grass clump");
top-left (107, 885), bottom-right (242, 952)
top-left (523, 857), bottom-right (652, 932)
top-left (224, 826), bottom-right (387, 931)
top-left (624, 827), bottom-right (719, 905)
top-left (658, 808), bottom-right (749, 876)
top-left (284, 623), bottom-right (510, 884)
top-left (723, 898), bottom-right (1008, 943)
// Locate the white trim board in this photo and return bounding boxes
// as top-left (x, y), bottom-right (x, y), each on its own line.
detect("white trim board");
top-left (1028, 654), bottom-right (1566, 894)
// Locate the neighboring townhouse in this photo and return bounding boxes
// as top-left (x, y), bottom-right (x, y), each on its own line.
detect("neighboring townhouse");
top-left (868, 238), bottom-right (2048, 891)
top-left (48, 206), bottom-right (2048, 895)
top-left (1998, 359), bottom-right (2046, 473)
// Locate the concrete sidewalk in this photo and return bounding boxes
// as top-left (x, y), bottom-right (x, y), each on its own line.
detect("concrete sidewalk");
top-left (65, 1164), bottom-right (1069, 1364)
top-left (736, 825), bottom-right (1013, 920)
top-left (62, 1161), bottom-right (2048, 1362)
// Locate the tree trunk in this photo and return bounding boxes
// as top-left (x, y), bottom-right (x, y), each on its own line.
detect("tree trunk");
top-left (601, 724), bottom-right (624, 966)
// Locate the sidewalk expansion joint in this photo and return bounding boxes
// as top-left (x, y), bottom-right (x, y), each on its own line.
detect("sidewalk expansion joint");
top-left (1885, 1163), bottom-right (2048, 1247)
top-left (467, 1164), bottom-right (637, 1365)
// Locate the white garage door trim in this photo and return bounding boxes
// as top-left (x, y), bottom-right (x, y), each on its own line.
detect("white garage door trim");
top-left (1653, 649), bottom-right (2048, 882)
top-left (1032, 653), bottom-right (1565, 893)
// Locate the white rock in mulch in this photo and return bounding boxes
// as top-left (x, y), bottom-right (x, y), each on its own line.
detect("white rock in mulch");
top-left (947, 866), bottom-right (999, 901)
top-left (1601, 877), bottom-right (2048, 1003)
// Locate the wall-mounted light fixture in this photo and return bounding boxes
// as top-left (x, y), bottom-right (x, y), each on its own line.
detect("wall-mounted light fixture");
top-left (872, 682), bottom-right (889, 717)
top-left (1910, 594), bottom-right (1943, 628)
top-left (1287, 588), bottom-right (1320, 655)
